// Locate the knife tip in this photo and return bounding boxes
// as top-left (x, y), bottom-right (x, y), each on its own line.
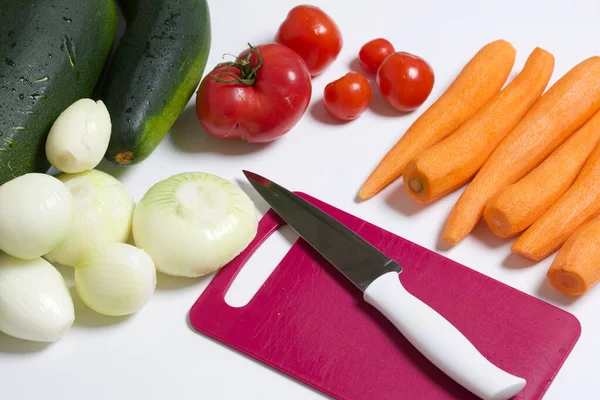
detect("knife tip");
top-left (242, 170), bottom-right (255, 180)
top-left (242, 170), bottom-right (271, 188)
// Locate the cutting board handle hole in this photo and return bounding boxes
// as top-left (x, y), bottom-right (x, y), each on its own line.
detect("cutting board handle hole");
top-left (224, 224), bottom-right (299, 308)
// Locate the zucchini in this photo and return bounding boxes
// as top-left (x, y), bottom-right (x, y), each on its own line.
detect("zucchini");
top-left (0, 0), bottom-right (117, 185)
top-left (101, 0), bottom-right (212, 165)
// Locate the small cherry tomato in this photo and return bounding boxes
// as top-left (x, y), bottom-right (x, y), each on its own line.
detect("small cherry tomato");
top-left (323, 72), bottom-right (372, 121)
top-left (275, 5), bottom-right (343, 77)
top-left (376, 52), bottom-right (434, 112)
top-left (358, 38), bottom-right (395, 74)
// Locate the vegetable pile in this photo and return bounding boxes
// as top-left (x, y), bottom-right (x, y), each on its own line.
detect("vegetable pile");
top-left (194, 4), bottom-right (436, 135)
top-left (0, 97), bottom-right (258, 342)
top-left (0, 0), bottom-right (264, 344)
top-left (3, 0), bottom-right (600, 346)
top-left (359, 38), bottom-right (600, 296)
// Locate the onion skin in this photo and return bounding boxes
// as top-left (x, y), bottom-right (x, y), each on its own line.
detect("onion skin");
top-left (75, 243), bottom-right (156, 316)
top-left (0, 173), bottom-right (73, 260)
top-left (0, 253), bottom-right (74, 342)
top-left (132, 172), bottom-right (258, 278)
top-left (44, 169), bottom-right (135, 267)
top-left (45, 98), bottom-right (112, 173)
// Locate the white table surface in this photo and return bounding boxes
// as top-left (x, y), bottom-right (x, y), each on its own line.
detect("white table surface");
top-left (2, 0), bottom-right (600, 398)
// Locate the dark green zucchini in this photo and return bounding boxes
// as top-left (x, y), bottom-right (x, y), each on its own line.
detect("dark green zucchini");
top-left (0, 0), bottom-right (117, 185)
top-left (101, 0), bottom-right (211, 165)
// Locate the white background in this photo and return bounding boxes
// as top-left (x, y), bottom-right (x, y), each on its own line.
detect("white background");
top-left (2, 0), bottom-right (600, 399)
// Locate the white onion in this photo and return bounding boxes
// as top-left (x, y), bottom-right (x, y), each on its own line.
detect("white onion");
top-left (0, 173), bottom-right (73, 260)
top-left (44, 169), bottom-right (135, 267)
top-left (74, 243), bottom-right (156, 316)
top-left (0, 253), bottom-right (74, 342)
top-left (132, 172), bottom-right (258, 277)
top-left (45, 98), bottom-right (112, 173)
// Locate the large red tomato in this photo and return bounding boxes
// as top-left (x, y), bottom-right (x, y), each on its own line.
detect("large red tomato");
top-left (275, 5), bottom-right (342, 77)
top-left (195, 43), bottom-right (312, 142)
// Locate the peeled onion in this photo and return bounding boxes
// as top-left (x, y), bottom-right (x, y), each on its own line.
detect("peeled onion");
top-left (0, 173), bottom-right (73, 260)
top-left (44, 169), bottom-right (135, 267)
top-left (45, 98), bottom-right (112, 173)
top-left (0, 253), bottom-right (75, 342)
top-left (75, 243), bottom-right (156, 316)
top-left (132, 172), bottom-right (258, 277)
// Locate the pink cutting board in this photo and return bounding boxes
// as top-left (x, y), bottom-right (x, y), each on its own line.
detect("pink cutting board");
top-left (189, 192), bottom-right (581, 400)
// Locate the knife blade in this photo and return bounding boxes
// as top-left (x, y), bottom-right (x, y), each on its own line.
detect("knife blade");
top-left (243, 170), bottom-right (527, 400)
top-left (242, 170), bottom-right (401, 291)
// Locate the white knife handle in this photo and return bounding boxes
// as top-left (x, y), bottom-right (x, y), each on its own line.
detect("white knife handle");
top-left (363, 272), bottom-right (526, 400)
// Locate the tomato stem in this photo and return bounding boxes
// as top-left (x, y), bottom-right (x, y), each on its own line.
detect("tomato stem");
top-left (210, 43), bottom-right (263, 85)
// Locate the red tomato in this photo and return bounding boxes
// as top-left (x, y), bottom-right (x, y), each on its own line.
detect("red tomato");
top-left (323, 72), bottom-right (372, 121)
top-left (358, 38), bottom-right (395, 74)
top-left (376, 52), bottom-right (435, 112)
top-left (195, 43), bottom-right (312, 142)
top-left (275, 5), bottom-right (343, 77)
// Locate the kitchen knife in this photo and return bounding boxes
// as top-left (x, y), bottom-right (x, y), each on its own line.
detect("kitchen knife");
top-left (242, 170), bottom-right (526, 400)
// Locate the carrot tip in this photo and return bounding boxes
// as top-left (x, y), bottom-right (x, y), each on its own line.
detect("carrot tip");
top-left (441, 234), bottom-right (459, 247)
top-left (357, 187), bottom-right (374, 201)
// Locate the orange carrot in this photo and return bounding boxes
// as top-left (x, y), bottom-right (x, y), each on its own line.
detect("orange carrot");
top-left (357, 39), bottom-right (516, 200)
top-left (403, 48), bottom-right (554, 203)
top-left (485, 109), bottom-right (600, 238)
top-left (442, 56), bottom-right (600, 246)
top-left (512, 140), bottom-right (600, 260)
top-left (547, 217), bottom-right (600, 295)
